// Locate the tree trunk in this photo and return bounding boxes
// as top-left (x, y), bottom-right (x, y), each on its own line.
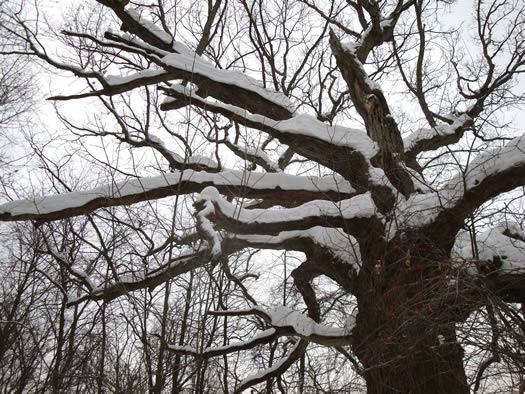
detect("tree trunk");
top-left (353, 236), bottom-right (469, 393)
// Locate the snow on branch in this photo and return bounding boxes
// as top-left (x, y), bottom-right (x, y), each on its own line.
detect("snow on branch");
top-left (396, 134), bottom-right (525, 231)
top-left (454, 224), bottom-right (525, 273)
top-left (329, 30), bottom-right (415, 198)
top-left (53, 25), bottom-right (295, 121)
top-left (66, 227), bottom-right (359, 307)
top-left (167, 328), bottom-right (278, 358)
top-left (159, 53), bottom-right (295, 117)
top-left (161, 84), bottom-right (396, 211)
top-left (224, 139), bottom-right (280, 173)
top-left (169, 305), bottom-right (353, 392)
top-left (145, 134), bottom-right (219, 172)
top-left (233, 227), bottom-right (360, 272)
top-left (210, 305), bottom-right (353, 346)
top-left (453, 224), bottom-right (525, 304)
top-left (63, 50), bottom-right (295, 120)
top-left (163, 84), bottom-right (378, 160)
top-left (0, 170), bottom-right (355, 222)
top-left (194, 187), bottom-right (379, 255)
top-left (96, 0), bottom-right (175, 52)
top-left (403, 114), bottom-right (472, 158)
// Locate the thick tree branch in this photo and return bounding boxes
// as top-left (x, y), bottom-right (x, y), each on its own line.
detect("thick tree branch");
top-left (194, 187), bottom-right (382, 256)
top-left (161, 85), bottom-right (396, 212)
top-left (95, 0), bottom-right (175, 51)
top-left (0, 170), bottom-right (355, 222)
top-left (209, 306), bottom-right (353, 347)
top-left (329, 31), bottom-right (414, 197)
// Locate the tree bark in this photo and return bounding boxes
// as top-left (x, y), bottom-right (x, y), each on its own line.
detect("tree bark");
top-left (353, 236), bottom-right (469, 393)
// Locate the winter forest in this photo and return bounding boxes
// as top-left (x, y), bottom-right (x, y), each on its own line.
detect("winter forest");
top-left (0, 0), bottom-right (524, 392)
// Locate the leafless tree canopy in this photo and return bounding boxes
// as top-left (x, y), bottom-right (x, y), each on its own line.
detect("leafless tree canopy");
top-left (0, 0), bottom-right (524, 392)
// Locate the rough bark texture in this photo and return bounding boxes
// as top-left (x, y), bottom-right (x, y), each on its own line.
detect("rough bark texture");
top-left (354, 235), bottom-right (469, 393)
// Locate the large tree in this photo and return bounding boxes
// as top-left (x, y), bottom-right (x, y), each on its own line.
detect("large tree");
top-left (1, 0), bottom-right (525, 392)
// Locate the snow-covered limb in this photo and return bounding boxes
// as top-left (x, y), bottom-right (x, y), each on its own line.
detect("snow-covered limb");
top-left (162, 85), bottom-right (378, 159)
top-left (145, 134), bottom-right (219, 172)
top-left (50, 69), bottom-right (173, 101)
top-left (161, 84), bottom-right (397, 212)
top-left (209, 305), bottom-right (353, 347)
top-left (65, 229), bottom-right (358, 306)
top-left (54, 21), bottom-right (295, 121)
top-left (403, 114), bottom-right (472, 160)
top-left (232, 229), bottom-right (359, 297)
top-left (194, 187), bottom-right (381, 249)
top-left (52, 36), bottom-right (295, 120)
top-left (159, 53), bottom-right (295, 118)
top-left (167, 328), bottom-right (278, 358)
top-left (96, 0), bottom-right (176, 52)
top-left (396, 134), bottom-right (525, 234)
top-left (454, 224), bottom-right (525, 273)
top-left (224, 139), bottom-right (280, 173)
top-left (0, 170), bottom-right (355, 222)
top-left (203, 306), bottom-right (350, 393)
top-left (436, 135), bottom-right (525, 238)
top-left (232, 227), bottom-right (360, 272)
top-left (330, 31), bottom-right (414, 197)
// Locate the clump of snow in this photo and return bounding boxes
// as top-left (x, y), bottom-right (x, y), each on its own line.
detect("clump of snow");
top-left (261, 305), bottom-right (352, 337)
top-left (104, 69), bottom-right (165, 86)
top-left (70, 266), bottom-right (96, 290)
top-left (195, 199), bottom-right (222, 260)
top-left (453, 224), bottom-right (525, 272)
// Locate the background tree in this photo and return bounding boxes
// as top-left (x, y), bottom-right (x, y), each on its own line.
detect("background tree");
top-left (0, 0), bottom-right (524, 392)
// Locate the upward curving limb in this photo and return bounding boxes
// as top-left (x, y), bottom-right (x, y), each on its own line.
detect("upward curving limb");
top-left (402, 114), bottom-right (473, 169)
top-left (329, 29), bottom-right (414, 196)
top-left (210, 304), bottom-right (352, 393)
top-left (398, 135), bottom-right (525, 250)
top-left (235, 339), bottom-right (307, 393)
